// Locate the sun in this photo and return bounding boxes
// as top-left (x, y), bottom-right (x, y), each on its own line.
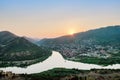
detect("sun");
top-left (68, 29), bottom-right (75, 35)
top-left (69, 31), bottom-right (74, 35)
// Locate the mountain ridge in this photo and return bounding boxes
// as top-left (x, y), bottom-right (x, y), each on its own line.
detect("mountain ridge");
top-left (0, 31), bottom-right (52, 67)
top-left (0, 31), bottom-right (17, 45)
top-left (37, 25), bottom-right (120, 65)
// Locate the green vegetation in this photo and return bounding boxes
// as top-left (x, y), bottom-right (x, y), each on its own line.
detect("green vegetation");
top-left (0, 31), bottom-right (52, 67)
top-left (27, 68), bottom-right (120, 80)
top-left (38, 26), bottom-right (120, 66)
top-left (0, 68), bottom-right (120, 80)
top-left (0, 37), bottom-right (51, 61)
top-left (0, 31), bottom-right (17, 45)
top-left (29, 68), bottom-right (88, 80)
top-left (0, 54), bottom-right (51, 67)
top-left (68, 57), bottom-right (120, 66)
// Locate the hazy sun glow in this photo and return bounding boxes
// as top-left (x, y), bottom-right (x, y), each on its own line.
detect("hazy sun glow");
top-left (68, 29), bottom-right (76, 35)
top-left (0, 0), bottom-right (120, 38)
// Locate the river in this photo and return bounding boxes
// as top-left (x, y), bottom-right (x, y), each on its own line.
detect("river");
top-left (0, 51), bottom-right (120, 74)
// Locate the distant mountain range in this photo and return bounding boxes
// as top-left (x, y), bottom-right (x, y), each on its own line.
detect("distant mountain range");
top-left (37, 26), bottom-right (120, 65)
top-left (24, 36), bottom-right (40, 44)
top-left (0, 31), bottom-right (51, 67)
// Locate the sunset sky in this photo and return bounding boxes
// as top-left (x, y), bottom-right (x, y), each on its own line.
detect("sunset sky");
top-left (0, 0), bottom-right (120, 38)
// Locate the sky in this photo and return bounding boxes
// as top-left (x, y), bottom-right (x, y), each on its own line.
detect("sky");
top-left (0, 0), bottom-right (120, 38)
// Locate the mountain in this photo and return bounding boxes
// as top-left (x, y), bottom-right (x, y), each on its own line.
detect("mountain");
top-left (37, 26), bottom-right (120, 65)
top-left (24, 36), bottom-right (40, 44)
top-left (0, 31), bottom-right (17, 45)
top-left (0, 31), bottom-right (51, 67)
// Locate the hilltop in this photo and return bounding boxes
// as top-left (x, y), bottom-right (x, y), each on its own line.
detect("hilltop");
top-left (0, 31), bottom-right (52, 67)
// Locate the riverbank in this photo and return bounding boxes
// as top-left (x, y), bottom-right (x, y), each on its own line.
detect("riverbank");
top-left (0, 68), bottom-right (120, 80)
top-left (0, 51), bottom-right (52, 68)
top-left (67, 56), bottom-right (120, 66)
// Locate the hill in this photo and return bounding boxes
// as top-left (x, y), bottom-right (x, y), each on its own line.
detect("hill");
top-left (0, 31), bottom-right (17, 45)
top-left (37, 26), bottom-right (120, 65)
top-left (0, 31), bottom-right (52, 67)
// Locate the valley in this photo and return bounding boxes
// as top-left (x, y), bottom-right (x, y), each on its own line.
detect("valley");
top-left (1, 0), bottom-right (120, 79)
top-left (38, 26), bottom-right (120, 65)
top-left (0, 26), bottom-right (120, 80)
